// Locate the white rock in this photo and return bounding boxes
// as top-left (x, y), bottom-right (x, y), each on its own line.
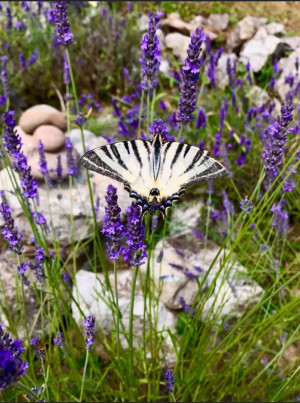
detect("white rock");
top-left (279, 36), bottom-right (300, 51)
top-left (161, 12), bottom-right (193, 36)
top-left (0, 166), bottom-right (131, 247)
top-left (137, 14), bottom-right (149, 31)
top-left (156, 28), bottom-right (165, 47)
top-left (227, 16), bottom-right (268, 51)
top-left (239, 28), bottom-right (280, 72)
top-left (72, 270), bottom-right (177, 363)
top-left (165, 32), bottom-right (192, 60)
top-left (216, 53), bottom-right (238, 89)
top-left (140, 238), bottom-right (264, 323)
top-left (266, 22), bottom-right (286, 36)
top-left (159, 59), bottom-right (170, 75)
top-left (189, 15), bottom-right (208, 29)
top-left (207, 13), bottom-right (229, 31)
top-left (247, 85), bottom-right (270, 108)
top-left (67, 128), bottom-right (106, 157)
top-left (276, 48), bottom-right (300, 100)
top-left (169, 201), bottom-right (204, 236)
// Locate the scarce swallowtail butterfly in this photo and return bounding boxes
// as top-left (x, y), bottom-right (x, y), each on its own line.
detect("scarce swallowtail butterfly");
top-left (80, 133), bottom-right (229, 217)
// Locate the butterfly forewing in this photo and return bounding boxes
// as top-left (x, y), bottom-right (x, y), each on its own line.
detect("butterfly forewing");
top-left (157, 142), bottom-right (228, 200)
top-left (80, 140), bottom-right (152, 198)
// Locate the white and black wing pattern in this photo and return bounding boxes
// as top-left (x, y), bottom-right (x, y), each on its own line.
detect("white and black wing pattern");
top-left (80, 140), bottom-right (152, 199)
top-left (157, 141), bottom-right (228, 201)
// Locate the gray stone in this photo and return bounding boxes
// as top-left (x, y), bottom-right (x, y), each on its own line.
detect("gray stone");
top-left (140, 237), bottom-right (264, 322)
top-left (161, 12), bottom-right (193, 36)
top-left (239, 28), bottom-right (280, 72)
top-left (189, 15), bottom-right (208, 29)
top-left (169, 201), bottom-right (204, 236)
top-left (279, 36), bottom-right (300, 51)
top-left (72, 270), bottom-right (177, 363)
top-left (276, 48), bottom-right (300, 100)
top-left (19, 104), bottom-right (67, 134)
top-left (159, 59), bottom-right (170, 75)
top-left (156, 28), bottom-right (165, 47)
top-left (216, 53), bottom-right (238, 89)
top-left (137, 14), bottom-right (149, 32)
top-left (265, 22), bottom-right (286, 36)
top-left (165, 32), bottom-right (193, 60)
top-left (67, 128), bottom-right (106, 157)
top-left (207, 13), bottom-right (229, 31)
top-left (247, 85), bottom-right (270, 108)
top-left (227, 16), bottom-right (268, 52)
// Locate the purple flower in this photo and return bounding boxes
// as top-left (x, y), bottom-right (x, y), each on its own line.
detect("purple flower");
top-left (0, 324), bottom-right (27, 390)
top-left (262, 101), bottom-right (294, 185)
top-left (246, 62), bottom-right (253, 85)
top-left (30, 337), bottom-right (45, 359)
top-left (178, 296), bottom-right (191, 313)
top-left (19, 53), bottom-right (26, 70)
top-left (177, 28), bottom-right (206, 124)
top-left (123, 203), bottom-right (147, 267)
top-left (101, 185), bottom-right (125, 260)
top-left (32, 240), bottom-right (45, 283)
top-left (0, 191), bottom-right (23, 255)
top-left (3, 112), bottom-right (38, 199)
top-left (164, 369), bottom-right (175, 393)
top-left (31, 211), bottom-right (48, 232)
top-left (82, 315), bottom-right (95, 351)
top-left (63, 51), bottom-right (70, 84)
top-left (53, 332), bottom-right (64, 348)
top-left (65, 137), bottom-right (78, 177)
top-left (74, 113), bottom-right (86, 127)
top-left (140, 11), bottom-right (164, 91)
top-left (51, 1), bottom-right (73, 47)
top-left (149, 119), bottom-right (169, 141)
top-left (271, 200), bottom-right (289, 238)
top-left (5, 7), bottom-right (12, 30)
top-left (151, 215), bottom-right (159, 231)
top-left (240, 196), bottom-right (253, 213)
top-left (284, 75), bottom-right (294, 88)
top-left (207, 47), bottom-right (223, 88)
top-left (38, 141), bottom-right (52, 187)
top-left (196, 107), bottom-right (206, 129)
top-left (56, 154), bottom-right (63, 183)
top-left (1, 56), bottom-right (9, 100)
top-left (222, 190), bottom-right (234, 215)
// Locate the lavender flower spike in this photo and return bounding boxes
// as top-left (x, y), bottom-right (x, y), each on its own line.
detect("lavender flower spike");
top-left (177, 28), bottom-right (206, 124)
top-left (52, 1), bottom-right (73, 47)
top-left (262, 100), bottom-right (294, 185)
top-left (165, 369), bottom-right (175, 393)
top-left (38, 140), bottom-right (52, 187)
top-left (101, 185), bottom-right (125, 260)
top-left (53, 332), bottom-right (64, 348)
top-left (271, 200), bottom-right (289, 238)
top-left (65, 137), bottom-right (78, 177)
top-left (83, 315), bottom-right (96, 351)
top-left (0, 191), bottom-right (23, 255)
top-left (123, 203), bottom-right (147, 267)
top-left (140, 11), bottom-right (164, 91)
top-left (1, 56), bottom-right (9, 100)
top-left (0, 324), bottom-right (28, 390)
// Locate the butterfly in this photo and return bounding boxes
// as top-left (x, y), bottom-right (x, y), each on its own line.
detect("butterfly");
top-left (80, 133), bottom-right (229, 217)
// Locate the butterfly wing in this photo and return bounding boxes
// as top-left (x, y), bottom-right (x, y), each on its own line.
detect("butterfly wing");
top-left (157, 141), bottom-right (228, 201)
top-left (80, 140), bottom-right (152, 199)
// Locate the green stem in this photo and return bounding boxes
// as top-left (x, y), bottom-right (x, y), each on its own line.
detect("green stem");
top-left (114, 259), bottom-right (120, 358)
top-left (128, 267), bottom-right (138, 400)
top-left (171, 392), bottom-right (177, 402)
top-left (80, 351), bottom-right (89, 402)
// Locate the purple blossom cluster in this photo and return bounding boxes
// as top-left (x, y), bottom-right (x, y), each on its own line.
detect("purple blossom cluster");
top-left (207, 47), bottom-right (223, 88)
top-left (30, 337), bottom-right (45, 359)
top-left (101, 184), bottom-right (125, 260)
top-left (19, 50), bottom-right (39, 70)
top-left (164, 368), bottom-right (175, 393)
top-left (2, 111), bottom-right (38, 200)
top-left (214, 98), bottom-right (228, 158)
top-left (38, 140), bottom-right (52, 187)
top-left (196, 107), bottom-right (207, 129)
top-left (262, 101), bottom-right (294, 186)
top-left (149, 119), bottom-right (170, 141)
top-left (1, 56), bottom-right (9, 102)
top-left (140, 11), bottom-right (164, 91)
top-left (52, 1), bottom-right (73, 47)
top-left (271, 200), bottom-right (289, 238)
top-left (65, 137), bottom-right (78, 177)
top-left (0, 324), bottom-right (28, 390)
top-left (0, 191), bottom-right (23, 255)
top-left (53, 332), bottom-right (64, 348)
top-left (32, 239), bottom-right (45, 283)
top-left (177, 28), bottom-right (206, 124)
top-left (123, 203), bottom-right (147, 267)
top-left (82, 315), bottom-right (96, 351)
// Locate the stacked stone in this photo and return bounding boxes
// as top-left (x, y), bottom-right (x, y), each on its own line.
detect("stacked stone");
top-left (16, 104), bottom-right (79, 182)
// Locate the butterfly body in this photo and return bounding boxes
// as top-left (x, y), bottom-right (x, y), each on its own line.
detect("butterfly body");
top-left (80, 134), bottom-right (229, 216)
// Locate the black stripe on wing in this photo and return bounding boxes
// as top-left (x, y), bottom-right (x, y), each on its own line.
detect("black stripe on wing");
top-left (184, 160), bottom-right (229, 186)
top-left (80, 150), bottom-right (128, 184)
